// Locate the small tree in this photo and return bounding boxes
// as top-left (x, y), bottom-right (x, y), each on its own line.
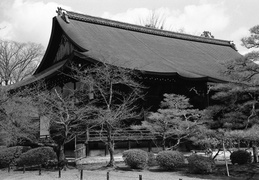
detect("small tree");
top-left (74, 63), bottom-right (143, 167)
top-left (201, 31), bottom-right (214, 38)
top-left (138, 93), bottom-right (202, 150)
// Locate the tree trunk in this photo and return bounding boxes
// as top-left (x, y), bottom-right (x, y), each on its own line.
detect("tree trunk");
top-left (107, 128), bottom-right (115, 167)
top-left (162, 134), bottom-right (166, 150)
top-left (58, 144), bottom-right (66, 169)
top-left (253, 146), bottom-right (258, 163)
top-left (223, 141), bottom-right (230, 177)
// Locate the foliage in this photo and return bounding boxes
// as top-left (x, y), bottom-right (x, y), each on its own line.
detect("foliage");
top-left (0, 94), bottom-right (39, 146)
top-left (189, 125), bottom-right (221, 150)
top-left (139, 93), bottom-right (202, 150)
top-left (196, 78), bottom-right (259, 150)
top-left (0, 146), bottom-right (30, 168)
top-left (0, 146), bottom-right (7, 150)
top-left (199, 23), bottom-right (259, 149)
top-left (230, 150), bottom-right (252, 165)
top-left (187, 154), bottom-right (215, 174)
top-left (241, 25), bottom-right (259, 49)
top-left (195, 55), bottom-right (259, 149)
top-left (156, 151), bottom-right (185, 170)
top-left (122, 149), bottom-right (148, 169)
top-left (222, 52), bottom-right (259, 83)
top-left (192, 24), bottom-right (259, 175)
top-left (0, 39), bottom-right (44, 85)
top-left (16, 147), bottom-right (57, 167)
top-left (225, 125), bottom-right (259, 145)
top-left (201, 31), bottom-right (214, 38)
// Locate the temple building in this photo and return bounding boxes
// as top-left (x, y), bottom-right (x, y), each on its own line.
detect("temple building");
top-left (11, 8), bottom-right (242, 157)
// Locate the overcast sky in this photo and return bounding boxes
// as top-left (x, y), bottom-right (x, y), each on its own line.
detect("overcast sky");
top-left (0, 0), bottom-right (258, 54)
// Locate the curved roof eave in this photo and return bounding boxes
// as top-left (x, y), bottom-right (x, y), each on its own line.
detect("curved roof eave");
top-left (8, 59), bottom-right (68, 91)
top-left (74, 51), bottom-right (229, 83)
top-left (34, 17), bottom-right (58, 74)
top-left (34, 17), bottom-right (87, 75)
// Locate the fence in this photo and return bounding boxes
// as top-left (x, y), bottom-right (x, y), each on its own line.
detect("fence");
top-left (78, 129), bottom-right (157, 142)
top-left (74, 129), bottom-right (159, 159)
top-left (6, 166), bottom-right (186, 180)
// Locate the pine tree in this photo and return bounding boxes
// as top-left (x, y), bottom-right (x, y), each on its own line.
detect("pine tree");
top-left (140, 93), bottom-right (202, 150)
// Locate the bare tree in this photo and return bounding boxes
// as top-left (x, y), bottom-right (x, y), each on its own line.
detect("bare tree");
top-left (138, 9), bottom-right (166, 30)
top-left (74, 63), bottom-right (143, 167)
top-left (0, 40), bottom-right (44, 85)
top-left (36, 87), bottom-right (95, 164)
top-left (137, 10), bottom-right (189, 34)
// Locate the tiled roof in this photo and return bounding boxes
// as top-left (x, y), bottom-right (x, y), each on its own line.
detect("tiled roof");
top-left (65, 10), bottom-right (234, 47)
top-left (35, 8), bottom-right (242, 82)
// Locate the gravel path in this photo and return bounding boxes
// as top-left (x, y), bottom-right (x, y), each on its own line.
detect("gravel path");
top-left (1, 168), bottom-right (210, 180)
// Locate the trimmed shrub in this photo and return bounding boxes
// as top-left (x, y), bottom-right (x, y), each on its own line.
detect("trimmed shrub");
top-left (0, 146), bottom-right (7, 150)
top-left (156, 151), bottom-right (185, 170)
top-left (122, 149), bottom-right (148, 169)
top-left (230, 150), bottom-right (252, 165)
top-left (0, 146), bottom-right (30, 168)
top-left (45, 159), bottom-right (59, 169)
top-left (187, 154), bottom-right (215, 174)
top-left (16, 147), bottom-right (57, 167)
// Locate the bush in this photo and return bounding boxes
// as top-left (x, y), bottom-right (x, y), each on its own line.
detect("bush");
top-left (16, 147), bottom-right (57, 167)
top-left (45, 159), bottom-right (59, 169)
top-left (122, 149), bottom-right (148, 169)
top-left (230, 150), bottom-right (252, 165)
top-left (187, 154), bottom-right (215, 174)
top-left (0, 146), bottom-right (30, 168)
top-left (156, 151), bottom-right (185, 170)
top-left (0, 146), bottom-right (7, 150)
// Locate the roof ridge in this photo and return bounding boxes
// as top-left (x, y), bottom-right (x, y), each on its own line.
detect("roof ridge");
top-left (60, 8), bottom-right (234, 47)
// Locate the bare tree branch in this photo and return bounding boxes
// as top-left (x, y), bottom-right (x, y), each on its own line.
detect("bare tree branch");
top-left (0, 40), bottom-right (44, 85)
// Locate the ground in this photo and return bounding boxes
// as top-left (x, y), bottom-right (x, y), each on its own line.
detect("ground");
top-left (1, 166), bottom-right (208, 180)
top-left (2, 150), bottom-right (259, 180)
top-left (2, 162), bottom-right (259, 180)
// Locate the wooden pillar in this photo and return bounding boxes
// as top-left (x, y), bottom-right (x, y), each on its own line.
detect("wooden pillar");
top-left (85, 143), bottom-right (90, 157)
top-left (253, 146), bottom-right (258, 163)
top-left (128, 140), bottom-right (131, 150)
top-left (105, 143), bottom-right (108, 156)
top-left (148, 140), bottom-right (152, 152)
top-left (85, 127), bottom-right (90, 157)
top-left (74, 136), bottom-right (77, 159)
